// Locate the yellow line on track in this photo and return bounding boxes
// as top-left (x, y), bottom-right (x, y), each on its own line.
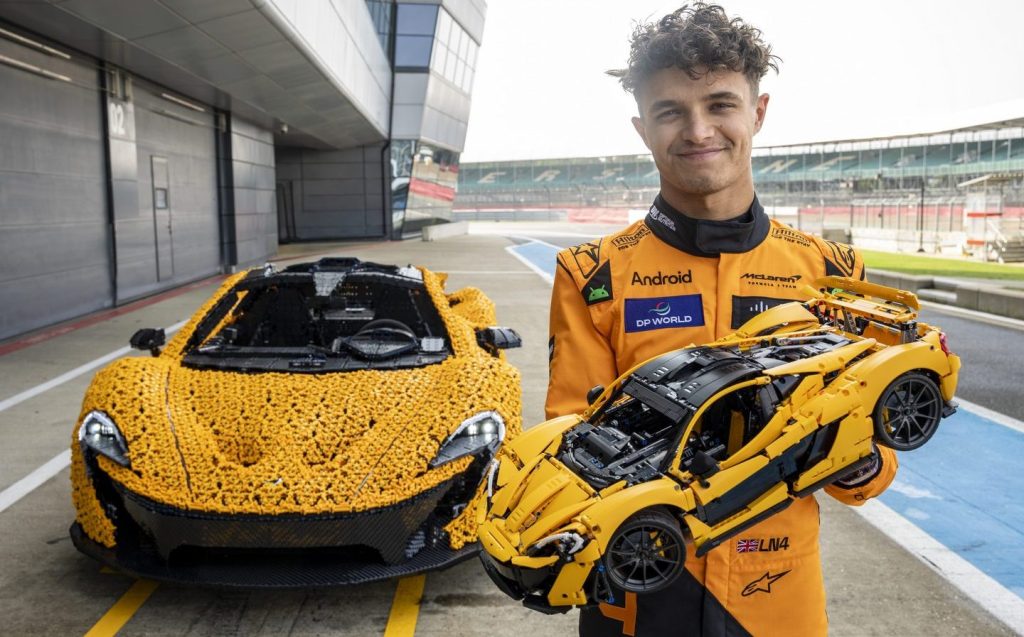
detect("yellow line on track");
top-left (384, 574), bottom-right (427, 637)
top-left (84, 579), bottom-right (159, 637)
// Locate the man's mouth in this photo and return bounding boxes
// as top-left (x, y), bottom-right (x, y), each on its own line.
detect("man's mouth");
top-left (675, 147), bottom-right (725, 161)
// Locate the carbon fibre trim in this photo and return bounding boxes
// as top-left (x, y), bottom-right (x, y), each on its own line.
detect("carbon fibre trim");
top-left (115, 477), bottom-right (457, 564)
top-left (70, 522), bottom-right (477, 588)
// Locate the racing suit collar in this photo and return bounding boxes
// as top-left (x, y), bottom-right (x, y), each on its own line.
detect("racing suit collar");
top-left (645, 194), bottom-right (770, 257)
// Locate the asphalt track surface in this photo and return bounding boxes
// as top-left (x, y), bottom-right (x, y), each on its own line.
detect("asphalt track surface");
top-left (0, 226), bottom-right (1019, 636)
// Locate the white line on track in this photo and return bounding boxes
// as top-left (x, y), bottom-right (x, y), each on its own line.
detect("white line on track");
top-left (957, 397), bottom-right (1024, 434)
top-left (0, 450), bottom-right (70, 514)
top-left (504, 242), bottom-right (554, 285)
top-left (0, 319), bottom-right (188, 515)
top-left (507, 235), bottom-right (565, 252)
top-left (0, 319), bottom-right (188, 415)
top-left (854, 499), bottom-right (1024, 634)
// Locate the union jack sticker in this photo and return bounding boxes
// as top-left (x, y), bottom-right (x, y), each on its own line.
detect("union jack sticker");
top-left (736, 539), bottom-right (758, 553)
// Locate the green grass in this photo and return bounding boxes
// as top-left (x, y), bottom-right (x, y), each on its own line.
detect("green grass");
top-left (861, 249), bottom-right (1024, 281)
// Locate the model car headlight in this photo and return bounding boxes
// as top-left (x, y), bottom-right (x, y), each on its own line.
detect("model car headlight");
top-left (430, 411), bottom-right (505, 468)
top-left (78, 410), bottom-right (130, 467)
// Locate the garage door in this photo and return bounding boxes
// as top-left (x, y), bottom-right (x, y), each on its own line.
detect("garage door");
top-left (0, 29), bottom-right (110, 341)
top-left (116, 77), bottom-right (219, 301)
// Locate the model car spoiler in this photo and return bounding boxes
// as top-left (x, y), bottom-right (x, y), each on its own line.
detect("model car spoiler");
top-left (812, 276), bottom-right (920, 312)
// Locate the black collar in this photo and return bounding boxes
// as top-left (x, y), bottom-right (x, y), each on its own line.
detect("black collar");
top-left (644, 194), bottom-right (770, 257)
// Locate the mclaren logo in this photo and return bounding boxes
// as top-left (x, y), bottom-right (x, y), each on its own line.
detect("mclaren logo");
top-left (631, 270), bottom-right (693, 286)
top-left (741, 273), bottom-right (802, 283)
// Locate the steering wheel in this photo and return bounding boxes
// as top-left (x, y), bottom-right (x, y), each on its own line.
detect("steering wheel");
top-left (354, 318), bottom-right (418, 342)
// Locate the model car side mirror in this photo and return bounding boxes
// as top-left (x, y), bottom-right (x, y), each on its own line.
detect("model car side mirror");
top-left (586, 385), bottom-right (604, 405)
top-left (130, 328), bottom-right (165, 357)
top-left (689, 449), bottom-right (721, 488)
top-left (476, 327), bottom-right (522, 356)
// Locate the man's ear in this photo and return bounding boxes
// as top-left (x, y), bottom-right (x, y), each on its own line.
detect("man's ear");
top-left (632, 116), bottom-right (651, 150)
top-left (753, 93), bottom-right (770, 135)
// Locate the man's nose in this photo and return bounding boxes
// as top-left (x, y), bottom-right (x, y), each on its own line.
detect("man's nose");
top-left (680, 113), bottom-right (714, 144)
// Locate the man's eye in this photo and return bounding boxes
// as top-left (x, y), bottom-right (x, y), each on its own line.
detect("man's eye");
top-left (711, 102), bottom-right (736, 111)
top-left (656, 109), bottom-right (680, 120)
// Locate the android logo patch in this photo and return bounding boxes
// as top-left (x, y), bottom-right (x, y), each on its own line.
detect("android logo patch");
top-left (582, 261), bottom-right (613, 306)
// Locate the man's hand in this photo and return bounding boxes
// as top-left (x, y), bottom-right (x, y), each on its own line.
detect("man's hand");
top-left (832, 445), bottom-right (882, 489)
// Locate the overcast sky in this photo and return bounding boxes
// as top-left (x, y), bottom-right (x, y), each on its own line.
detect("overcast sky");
top-left (460, 0), bottom-right (1024, 162)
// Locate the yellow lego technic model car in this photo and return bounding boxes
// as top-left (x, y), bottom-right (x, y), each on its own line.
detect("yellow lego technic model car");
top-left (478, 276), bottom-right (960, 613)
top-left (70, 257), bottom-right (522, 586)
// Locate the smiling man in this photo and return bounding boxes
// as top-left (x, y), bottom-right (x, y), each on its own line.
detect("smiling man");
top-left (545, 4), bottom-right (897, 636)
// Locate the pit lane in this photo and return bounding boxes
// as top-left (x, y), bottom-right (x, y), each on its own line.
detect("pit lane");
top-left (0, 228), bottom-right (1017, 635)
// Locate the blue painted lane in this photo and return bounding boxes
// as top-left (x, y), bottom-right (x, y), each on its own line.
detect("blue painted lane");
top-left (508, 241), bottom-right (559, 280)
top-left (879, 409), bottom-right (1024, 597)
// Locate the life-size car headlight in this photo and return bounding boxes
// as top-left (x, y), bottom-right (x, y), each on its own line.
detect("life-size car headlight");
top-left (430, 411), bottom-right (505, 468)
top-left (78, 410), bottom-right (130, 467)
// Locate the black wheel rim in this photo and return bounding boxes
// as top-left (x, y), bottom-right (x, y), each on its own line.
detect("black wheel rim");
top-left (605, 523), bottom-right (683, 592)
top-left (878, 376), bottom-right (942, 450)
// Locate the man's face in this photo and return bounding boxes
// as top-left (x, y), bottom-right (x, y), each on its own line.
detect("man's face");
top-left (632, 68), bottom-right (768, 207)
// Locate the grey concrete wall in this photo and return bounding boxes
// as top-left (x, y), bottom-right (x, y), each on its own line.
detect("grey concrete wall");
top-left (274, 146), bottom-right (387, 240)
top-left (0, 34), bottom-right (110, 340)
top-left (228, 117), bottom-right (277, 267)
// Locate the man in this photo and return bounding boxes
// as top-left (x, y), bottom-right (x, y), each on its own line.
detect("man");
top-left (545, 4), bottom-right (897, 636)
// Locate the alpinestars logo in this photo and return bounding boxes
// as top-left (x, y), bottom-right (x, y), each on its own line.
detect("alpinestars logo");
top-left (631, 269), bottom-right (693, 286)
top-left (741, 570), bottom-right (791, 597)
top-left (741, 272), bottom-right (802, 289)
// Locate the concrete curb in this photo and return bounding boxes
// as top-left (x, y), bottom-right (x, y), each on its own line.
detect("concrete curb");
top-left (422, 221), bottom-right (469, 242)
top-left (866, 269), bottom-right (1024, 321)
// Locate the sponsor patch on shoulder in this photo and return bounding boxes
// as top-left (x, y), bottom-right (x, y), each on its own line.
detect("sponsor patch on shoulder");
top-left (731, 295), bottom-right (794, 329)
top-left (570, 240), bottom-right (602, 279)
top-left (625, 294), bottom-right (704, 333)
top-left (771, 226), bottom-right (812, 247)
top-left (582, 261), bottom-right (613, 305)
top-left (612, 225), bottom-right (651, 251)
top-left (822, 239), bottom-right (857, 277)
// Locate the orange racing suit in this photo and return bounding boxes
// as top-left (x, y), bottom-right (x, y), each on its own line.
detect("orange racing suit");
top-left (546, 195), bottom-right (897, 637)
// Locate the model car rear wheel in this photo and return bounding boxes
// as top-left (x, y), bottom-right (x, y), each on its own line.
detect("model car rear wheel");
top-left (873, 372), bottom-right (942, 451)
top-left (603, 508), bottom-right (685, 594)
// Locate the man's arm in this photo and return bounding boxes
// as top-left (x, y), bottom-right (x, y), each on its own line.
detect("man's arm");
top-left (825, 444), bottom-right (898, 504)
top-left (545, 261), bottom-right (618, 419)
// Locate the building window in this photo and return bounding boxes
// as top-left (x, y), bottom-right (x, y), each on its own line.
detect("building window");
top-left (394, 4), bottom-right (438, 71)
top-left (430, 8), bottom-right (478, 92)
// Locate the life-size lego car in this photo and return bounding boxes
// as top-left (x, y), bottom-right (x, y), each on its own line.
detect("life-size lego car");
top-left (478, 276), bottom-right (960, 612)
top-left (71, 257), bottom-right (522, 586)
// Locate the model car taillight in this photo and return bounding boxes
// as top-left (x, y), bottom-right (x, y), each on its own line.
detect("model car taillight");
top-left (939, 332), bottom-right (950, 355)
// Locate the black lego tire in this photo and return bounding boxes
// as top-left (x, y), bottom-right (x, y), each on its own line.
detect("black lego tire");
top-left (602, 508), bottom-right (686, 595)
top-left (872, 371), bottom-right (943, 451)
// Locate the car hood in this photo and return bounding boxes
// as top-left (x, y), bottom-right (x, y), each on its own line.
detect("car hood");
top-left (482, 416), bottom-right (599, 554)
top-left (79, 353), bottom-right (520, 515)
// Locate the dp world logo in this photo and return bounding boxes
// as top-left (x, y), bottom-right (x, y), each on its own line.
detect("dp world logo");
top-left (649, 302), bottom-right (672, 316)
top-left (625, 294), bottom-right (705, 333)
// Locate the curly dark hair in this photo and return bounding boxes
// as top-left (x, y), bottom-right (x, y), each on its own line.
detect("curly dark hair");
top-left (610, 3), bottom-right (780, 95)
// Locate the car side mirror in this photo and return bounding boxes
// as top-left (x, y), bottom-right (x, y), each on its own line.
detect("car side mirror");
top-left (130, 328), bottom-right (165, 357)
top-left (475, 326), bottom-right (522, 356)
top-left (586, 385), bottom-right (604, 405)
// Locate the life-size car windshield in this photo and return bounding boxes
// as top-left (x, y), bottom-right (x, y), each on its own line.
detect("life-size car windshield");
top-left (182, 259), bottom-right (451, 372)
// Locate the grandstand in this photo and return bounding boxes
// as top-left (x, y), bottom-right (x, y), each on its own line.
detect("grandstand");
top-left (456, 119), bottom-right (1024, 260)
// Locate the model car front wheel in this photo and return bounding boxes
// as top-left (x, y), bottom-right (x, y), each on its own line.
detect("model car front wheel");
top-left (872, 371), bottom-right (943, 451)
top-left (603, 508), bottom-right (685, 595)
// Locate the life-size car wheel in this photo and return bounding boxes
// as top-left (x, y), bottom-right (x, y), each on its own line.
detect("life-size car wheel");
top-left (872, 371), bottom-right (943, 451)
top-left (603, 508), bottom-right (686, 594)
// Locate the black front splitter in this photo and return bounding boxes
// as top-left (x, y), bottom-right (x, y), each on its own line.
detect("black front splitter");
top-left (71, 523), bottom-right (478, 588)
